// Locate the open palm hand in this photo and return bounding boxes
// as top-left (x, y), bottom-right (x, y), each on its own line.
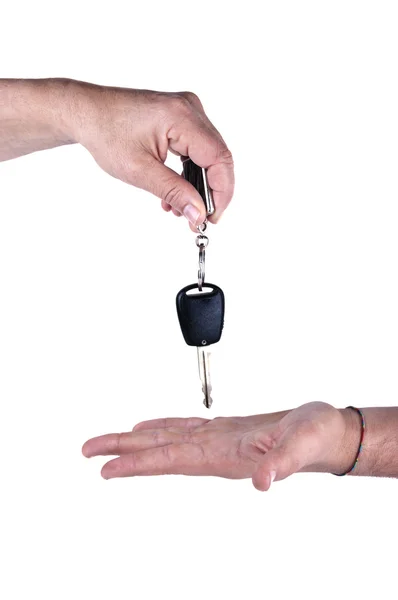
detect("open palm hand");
top-left (83, 402), bottom-right (353, 490)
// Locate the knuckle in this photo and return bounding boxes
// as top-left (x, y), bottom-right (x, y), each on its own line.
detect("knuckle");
top-left (219, 146), bottom-right (234, 166)
top-left (196, 443), bottom-right (206, 462)
top-left (187, 417), bottom-right (206, 429)
top-left (163, 183), bottom-right (183, 208)
top-left (117, 432), bottom-right (126, 453)
top-left (168, 93), bottom-right (193, 115)
top-left (179, 91), bottom-right (201, 106)
top-left (151, 430), bottom-right (160, 445)
top-left (162, 444), bottom-right (173, 463)
top-left (182, 431), bottom-right (194, 444)
top-left (203, 136), bottom-right (234, 167)
top-left (212, 416), bottom-right (223, 424)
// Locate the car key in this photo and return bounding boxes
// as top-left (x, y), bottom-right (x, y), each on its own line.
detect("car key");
top-left (176, 159), bottom-right (225, 408)
top-left (182, 158), bottom-right (215, 217)
top-left (176, 283), bottom-right (225, 408)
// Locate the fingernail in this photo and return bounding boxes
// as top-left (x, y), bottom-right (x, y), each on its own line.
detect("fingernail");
top-left (269, 471), bottom-right (276, 487)
top-left (183, 204), bottom-right (201, 225)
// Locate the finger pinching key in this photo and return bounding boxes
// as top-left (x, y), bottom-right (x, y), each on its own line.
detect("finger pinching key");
top-left (176, 283), bottom-right (225, 408)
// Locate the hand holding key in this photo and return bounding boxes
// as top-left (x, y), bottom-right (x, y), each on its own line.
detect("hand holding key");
top-left (82, 402), bottom-right (359, 489)
top-left (0, 79), bottom-right (234, 227)
top-left (71, 85), bottom-right (234, 228)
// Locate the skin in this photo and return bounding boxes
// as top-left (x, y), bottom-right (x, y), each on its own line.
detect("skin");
top-left (0, 78), bottom-right (234, 228)
top-left (82, 403), bottom-right (398, 489)
top-left (1, 79), bottom-right (397, 489)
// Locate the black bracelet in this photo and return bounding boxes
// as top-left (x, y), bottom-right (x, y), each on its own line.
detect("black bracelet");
top-left (334, 406), bottom-right (366, 476)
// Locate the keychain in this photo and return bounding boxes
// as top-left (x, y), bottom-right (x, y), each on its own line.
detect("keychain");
top-left (176, 159), bottom-right (225, 408)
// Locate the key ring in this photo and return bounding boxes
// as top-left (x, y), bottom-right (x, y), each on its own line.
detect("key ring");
top-left (196, 234), bottom-right (209, 291)
top-left (197, 220), bottom-right (207, 234)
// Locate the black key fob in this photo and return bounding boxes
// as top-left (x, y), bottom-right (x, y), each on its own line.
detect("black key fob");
top-left (176, 283), bottom-right (225, 347)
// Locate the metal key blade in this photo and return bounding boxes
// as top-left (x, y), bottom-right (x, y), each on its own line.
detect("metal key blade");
top-left (197, 346), bottom-right (213, 408)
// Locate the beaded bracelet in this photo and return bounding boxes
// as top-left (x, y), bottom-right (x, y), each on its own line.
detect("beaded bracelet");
top-left (334, 406), bottom-right (366, 476)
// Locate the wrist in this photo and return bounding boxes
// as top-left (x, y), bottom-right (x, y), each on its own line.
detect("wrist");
top-left (17, 78), bottom-right (102, 147)
top-left (332, 407), bottom-right (362, 475)
top-left (39, 78), bottom-right (81, 145)
top-left (12, 78), bottom-right (78, 145)
top-left (55, 79), bottom-right (103, 146)
top-left (305, 406), bottom-right (362, 474)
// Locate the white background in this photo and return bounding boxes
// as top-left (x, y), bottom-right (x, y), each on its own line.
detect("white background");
top-left (1, 1), bottom-right (397, 598)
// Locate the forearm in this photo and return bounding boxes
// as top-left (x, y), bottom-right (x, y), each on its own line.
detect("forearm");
top-left (0, 78), bottom-right (76, 161)
top-left (339, 407), bottom-right (398, 478)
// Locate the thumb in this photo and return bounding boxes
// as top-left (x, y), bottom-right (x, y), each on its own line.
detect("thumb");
top-left (252, 431), bottom-right (312, 492)
top-left (136, 159), bottom-right (206, 226)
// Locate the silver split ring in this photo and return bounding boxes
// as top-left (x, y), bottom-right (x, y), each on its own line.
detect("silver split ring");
top-left (197, 220), bottom-right (208, 234)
